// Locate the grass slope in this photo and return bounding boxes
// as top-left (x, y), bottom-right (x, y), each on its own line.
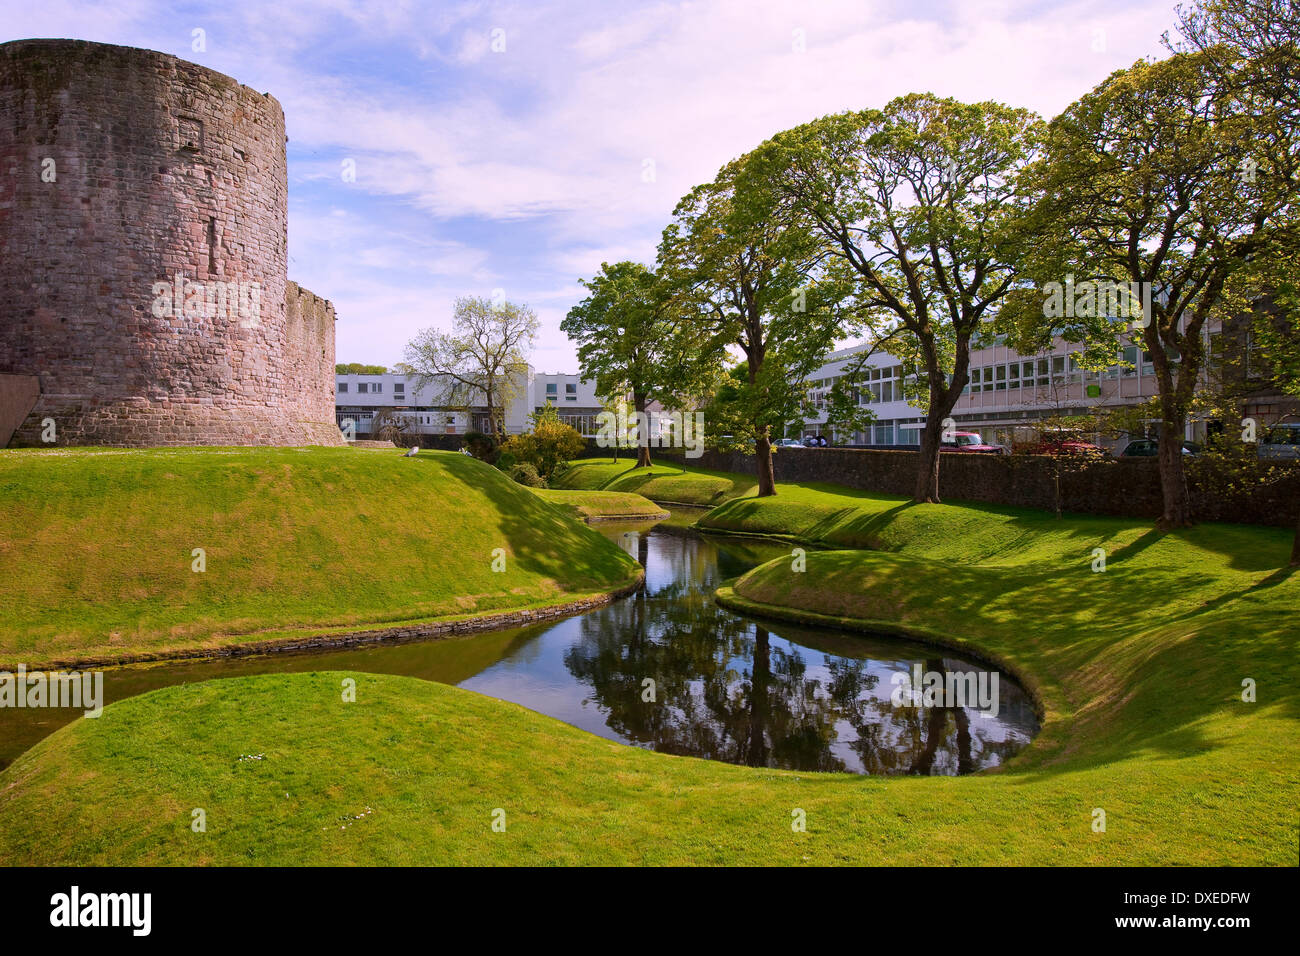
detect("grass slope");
top-left (2, 458), bottom-right (1294, 865)
top-left (552, 458), bottom-right (755, 505)
top-left (0, 447), bottom-right (640, 667)
top-left (1, 660), bottom-right (1293, 865)
top-left (530, 487), bottom-right (668, 521)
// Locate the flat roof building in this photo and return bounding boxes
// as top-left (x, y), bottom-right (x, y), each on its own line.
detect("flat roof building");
top-left (798, 322), bottom-right (1297, 451)
top-left (335, 367), bottom-right (606, 439)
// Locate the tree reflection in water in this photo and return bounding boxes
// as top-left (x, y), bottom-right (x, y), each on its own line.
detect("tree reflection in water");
top-left (556, 527), bottom-right (1038, 775)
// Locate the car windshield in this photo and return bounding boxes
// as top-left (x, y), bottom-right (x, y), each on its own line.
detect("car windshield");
top-left (1265, 426), bottom-right (1300, 445)
top-left (957, 434), bottom-right (979, 446)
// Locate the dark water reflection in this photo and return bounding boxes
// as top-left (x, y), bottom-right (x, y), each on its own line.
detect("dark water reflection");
top-left (461, 525), bottom-right (1038, 774)
top-left (0, 518), bottom-right (1038, 775)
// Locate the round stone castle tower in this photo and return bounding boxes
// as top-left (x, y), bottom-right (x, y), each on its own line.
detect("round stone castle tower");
top-left (0, 38), bottom-right (343, 446)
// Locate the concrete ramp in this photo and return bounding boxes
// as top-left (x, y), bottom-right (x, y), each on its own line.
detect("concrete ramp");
top-left (0, 375), bottom-right (40, 447)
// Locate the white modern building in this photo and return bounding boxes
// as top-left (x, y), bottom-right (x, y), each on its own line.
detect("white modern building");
top-left (334, 367), bottom-right (605, 438)
top-left (798, 321), bottom-right (1290, 451)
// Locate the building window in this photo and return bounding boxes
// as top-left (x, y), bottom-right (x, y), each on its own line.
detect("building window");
top-left (373, 382), bottom-right (382, 393)
top-left (566, 383), bottom-right (577, 400)
top-left (337, 383), bottom-right (348, 393)
top-left (357, 383), bottom-right (368, 394)
top-left (1122, 345), bottom-right (1140, 376)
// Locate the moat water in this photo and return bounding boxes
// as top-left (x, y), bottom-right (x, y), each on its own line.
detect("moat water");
top-left (0, 515), bottom-right (1039, 774)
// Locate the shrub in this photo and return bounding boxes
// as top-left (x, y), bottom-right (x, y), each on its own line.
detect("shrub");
top-left (494, 451), bottom-right (517, 472)
top-left (501, 406), bottom-right (586, 482)
top-left (462, 430), bottom-right (496, 462)
top-left (508, 462), bottom-right (546, 487)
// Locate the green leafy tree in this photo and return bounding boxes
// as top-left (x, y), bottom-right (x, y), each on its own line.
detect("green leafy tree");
top-left (696, 362), bottom-right (756, 452)
top-left (658, 154), bottom-right (846, 496)
top-left (1166, 0), bottom-right (1300, 122)
top-left (1187, 0), bottom-right (1300, 556)
top-left (562, 262), bottom-right (675, 468)
top-left (402, 296), bottom-right (539, 441)
top-left (335, 363), bottom-right (388, 375)
top-left (749, 94), bottom-right (1043, 502)
top-left (1005, 49), bottom-right (1299, 527)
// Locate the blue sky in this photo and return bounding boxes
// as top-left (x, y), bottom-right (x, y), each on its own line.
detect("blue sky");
top-left (3, 0), bottom-right (1175, 371)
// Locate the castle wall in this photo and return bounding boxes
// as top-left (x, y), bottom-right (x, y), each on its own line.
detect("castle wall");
top-left (0, 39), bottom-right (342, 446)
top-left (284, 281), bottom-right (345, 445)
top-left (0, 373), bottom-right (39, 447)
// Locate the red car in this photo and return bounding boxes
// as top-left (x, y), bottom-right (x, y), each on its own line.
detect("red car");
top-left (939, 431), bottom-right (1007, 454)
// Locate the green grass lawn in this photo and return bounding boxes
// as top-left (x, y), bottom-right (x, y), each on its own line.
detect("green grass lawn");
top-left (530, 487), bottom-right (668, 521)
top-left (0, 447), bottom-right (640, 667)
top-left (1, 457), bottom-right (1295, 865)
top-left (552, 457), bottom-right (756, 505)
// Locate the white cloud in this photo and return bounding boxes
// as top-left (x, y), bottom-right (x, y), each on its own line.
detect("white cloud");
top-left (3, 0), bottom-right (1179, 368)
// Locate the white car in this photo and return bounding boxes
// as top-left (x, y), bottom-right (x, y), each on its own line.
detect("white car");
top-left (1259, 423), bottom-right (1300, 461)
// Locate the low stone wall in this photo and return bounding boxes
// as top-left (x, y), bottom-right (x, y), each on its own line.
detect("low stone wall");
top-left (657, 447), bottom-right (1300, 527)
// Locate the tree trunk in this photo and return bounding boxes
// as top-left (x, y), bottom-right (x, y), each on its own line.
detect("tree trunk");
top-left (952, 701), bottom-right (973, 775)
top-left (744, 627), bottom-right (772, 767)
top-left (911, 658), bottom-right (949, 775)
top-left (1291, 511), bottom-right (1300, 567)
top-left (485, 387), bottom-right (498, 441)
top-left (633, 391), bottom-right (652, 468)
top-left (1156, 414), bottom-right (1192, 528)
top-left (755, 428), bottom-right (776, 497)
top-left (914, 406), bottom-right (946, 503)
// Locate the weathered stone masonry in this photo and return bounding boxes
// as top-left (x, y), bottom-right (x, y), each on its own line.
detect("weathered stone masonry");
top-left (0, 39), bottom-right (343, 446)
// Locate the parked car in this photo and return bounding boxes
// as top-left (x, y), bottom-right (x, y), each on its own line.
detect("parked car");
top-left (939, 431), bottom-right (1007, 454)
top-left (774, 438), bottom-right (805, 448)
top-left (1120, 438), bottom-right (1201, 458)
top-left (1258, 423), bottom-right (1300, 460)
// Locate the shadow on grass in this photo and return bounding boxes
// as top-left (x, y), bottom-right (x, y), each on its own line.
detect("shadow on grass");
top-left (1173, 563), bottom-right (1298, 622)
top-left (419, 451), bottom-right (639, 595)
top-left (741, 546), bottom-right (1300, 776)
